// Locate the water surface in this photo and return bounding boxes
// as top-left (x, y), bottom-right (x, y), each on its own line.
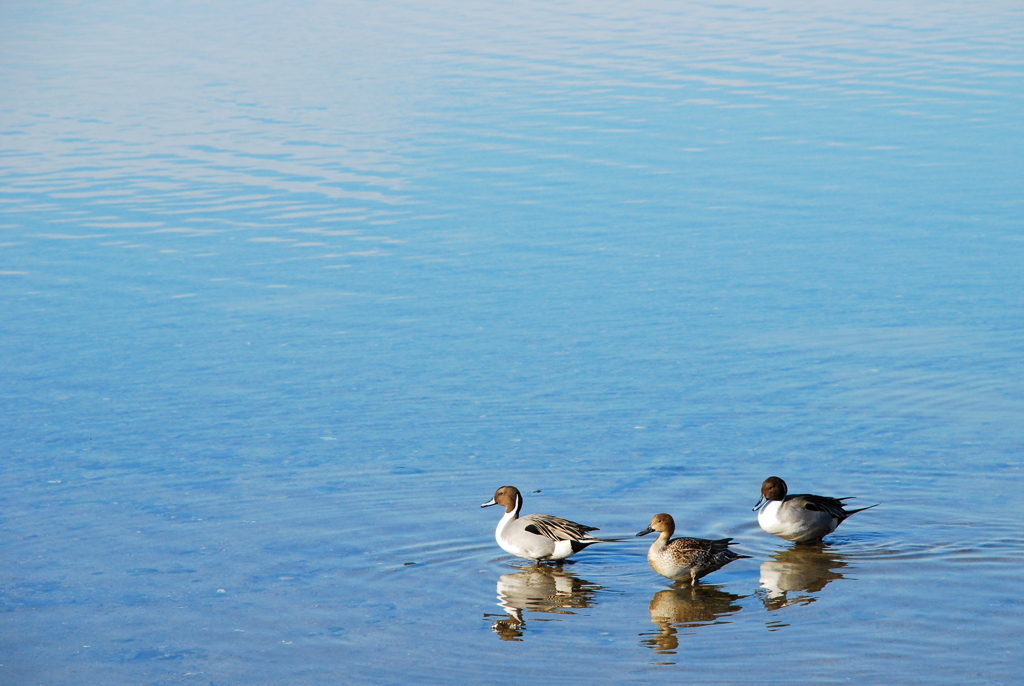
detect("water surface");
top-left (1, 0), bottom-right (1023, 683)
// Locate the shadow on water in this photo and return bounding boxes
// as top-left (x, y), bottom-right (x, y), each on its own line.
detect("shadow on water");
top-left (757, 543), bottom-right (849, 611)
top-left (483, 563), bottom-right (604, 641)
top-left (640, 584), bottom-right (746, 660)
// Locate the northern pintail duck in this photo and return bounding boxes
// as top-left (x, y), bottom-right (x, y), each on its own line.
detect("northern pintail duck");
top-left (636, 513), bottom-right (748, 585)
top-left (481, 486), bottom-right (608, 562)
top-left (753, 476), bottom-right (877, 543)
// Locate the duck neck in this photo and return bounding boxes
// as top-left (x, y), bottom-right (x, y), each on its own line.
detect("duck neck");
top-left (506, 492), bottom-right (522, 519)
top-left (653, 529), bottom-right (672, 550)
top-left (495, 509), bottom-right (517, 538)
top-left (496, 494), bottom-right (521, 537)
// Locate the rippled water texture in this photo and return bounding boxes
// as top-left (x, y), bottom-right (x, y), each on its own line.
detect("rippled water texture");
top-left (2, 0), bottom-right (1023, 683)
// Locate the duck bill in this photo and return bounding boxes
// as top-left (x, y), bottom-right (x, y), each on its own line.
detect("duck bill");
top-left (752, 495), bottom-right (767, 511)
top-left (636, 527), bottom-right (654, 537)
top-left (481, 498), bottom-right (498, 508)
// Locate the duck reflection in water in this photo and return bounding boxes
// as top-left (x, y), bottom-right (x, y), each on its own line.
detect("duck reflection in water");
top-left (758, 543), bottom-right (849, 610)
top-left (485, 564), bottom-right (603, 641)
top-left (640, 584), bottom-right (745, 657)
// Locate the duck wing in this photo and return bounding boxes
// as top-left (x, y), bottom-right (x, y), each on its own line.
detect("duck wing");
top-left (670, 537), bottom-right (732, 552)
top-left (521, 514), bottom-right (599, 542)
top-left (793, 494), bottom-right (876, 521)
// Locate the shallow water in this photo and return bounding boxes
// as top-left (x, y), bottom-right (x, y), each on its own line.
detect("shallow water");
top-left (2, 0), bottom-right (1023, 683)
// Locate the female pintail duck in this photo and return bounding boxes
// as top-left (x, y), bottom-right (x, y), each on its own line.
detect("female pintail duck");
top-left (481, 486), bottom-right (608, 562)
top-left (636, 513), bottom-right (748, 585)
top-left (753, 476), bottom-right (877, 543)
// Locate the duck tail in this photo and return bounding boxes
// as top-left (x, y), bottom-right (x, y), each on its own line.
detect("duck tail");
top-left (713, 537), bottom-right (752, 558)
top-left (568, 536), bottom-right (621, 552)
top-left (844, 502), bottom-right (879, 517)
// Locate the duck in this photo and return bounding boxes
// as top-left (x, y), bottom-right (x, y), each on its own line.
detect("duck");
top-left (481, 485), bottom-right (608, 562)
top-left (636, 513), bottom-right (748, 585)
top-left (753, 476), bottom-right (877, 543)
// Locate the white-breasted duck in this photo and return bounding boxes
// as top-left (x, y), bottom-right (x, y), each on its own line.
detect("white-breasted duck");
top-left (753, 476), bottom-right (877, 544)
top-left (481, 485), bottom-right (608, 562)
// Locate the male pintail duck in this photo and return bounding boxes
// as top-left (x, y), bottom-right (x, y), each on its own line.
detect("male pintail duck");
top-left (481, 486), bottom-right (608, 562)
top-left (636, 513), bottom-right (748, 585)
top-left (753, 476), bottom-right (878, 543)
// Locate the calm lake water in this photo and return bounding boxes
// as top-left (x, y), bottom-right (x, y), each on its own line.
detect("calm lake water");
top-left (2, 0), bottom-right (1023, 683)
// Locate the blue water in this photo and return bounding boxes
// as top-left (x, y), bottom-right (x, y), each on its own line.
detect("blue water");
top-left (2, 0), bottom-right (1023, 683)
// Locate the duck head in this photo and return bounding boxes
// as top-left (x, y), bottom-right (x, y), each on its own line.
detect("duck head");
top-left (637, 513), bottom-right (676, 538)
top-left (753, 476), bottom-right (788, 511)
top-left (481, 485), bottom-right (523, 515)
